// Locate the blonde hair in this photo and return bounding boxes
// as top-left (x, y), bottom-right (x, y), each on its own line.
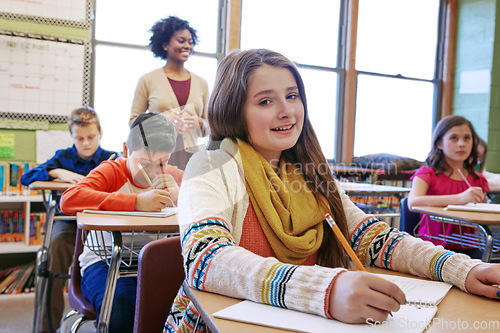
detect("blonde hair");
top-left (68, 106), bottom-right (101, 134)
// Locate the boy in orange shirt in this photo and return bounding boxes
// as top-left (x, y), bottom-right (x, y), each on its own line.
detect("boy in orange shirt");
top-left (61, 112), bottom-right (182, 332)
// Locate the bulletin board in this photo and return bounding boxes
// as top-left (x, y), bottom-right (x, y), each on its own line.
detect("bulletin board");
top-left (0, 0), bottom-right (90, 124)
top-left (0, 0), bottom-right (89, 27)
top-left (0, 32), bottom-right (87, 121)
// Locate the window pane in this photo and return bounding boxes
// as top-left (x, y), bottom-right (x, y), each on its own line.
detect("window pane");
top-left (354, 75), bottom-right (433, 161)
top-left (241, 0), bottom-right (341, 67)
top-left (95, 0), bottom-right (219, 53)
top-left (94, 44), bottom-right (216, 152)
top-left (356, 0), bottom-right (440, 79)
top-left (299, 68), bottom-right (337, 160)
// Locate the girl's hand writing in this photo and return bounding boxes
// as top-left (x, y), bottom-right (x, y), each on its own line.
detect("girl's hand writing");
top-left (329, 271), bottom-right (405, 323)
top-left (458, 186), bottom-right (486, 204)
top-left (135, 189), bottom-right (172, 211)
top-left (465, 263), bottom-right (500, 299)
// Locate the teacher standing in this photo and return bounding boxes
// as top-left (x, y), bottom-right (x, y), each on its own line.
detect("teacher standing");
top-left (129, 16), bottom-right (209, 170)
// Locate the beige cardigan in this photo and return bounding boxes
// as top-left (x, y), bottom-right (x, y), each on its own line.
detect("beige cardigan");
top-left (129, 68), bottom-right (209, 126)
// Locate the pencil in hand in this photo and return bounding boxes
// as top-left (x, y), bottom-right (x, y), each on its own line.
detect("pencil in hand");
top-left (325, 213), bottom-right (366, 271)
top-left (137, 163), bottom-right (155, 189)
top-left (456, 168), bottom-right (472, 188)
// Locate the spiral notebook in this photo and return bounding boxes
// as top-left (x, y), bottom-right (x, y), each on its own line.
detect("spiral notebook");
top-left (214, 274), bottom-right (452, 333)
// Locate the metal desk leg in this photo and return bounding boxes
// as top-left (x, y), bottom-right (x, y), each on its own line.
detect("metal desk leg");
top-left (477, 224), bottom-right (494, 263)
top-left (33, 196), bottom-right (57, 333)
top-left (97, 231), bottom-right (122, 333)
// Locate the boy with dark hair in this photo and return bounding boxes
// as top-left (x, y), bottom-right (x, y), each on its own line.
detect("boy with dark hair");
top-left (21, 106), bottom-right (117, 332)
top-left (60, 112), bottom-right (183, 333)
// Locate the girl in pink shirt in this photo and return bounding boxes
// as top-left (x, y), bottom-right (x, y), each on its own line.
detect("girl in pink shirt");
top-left (408, 115), bottom-right (489, 252)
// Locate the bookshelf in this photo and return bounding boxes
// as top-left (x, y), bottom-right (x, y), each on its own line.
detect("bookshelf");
top-left (0, 195), bottom-right (44, 253)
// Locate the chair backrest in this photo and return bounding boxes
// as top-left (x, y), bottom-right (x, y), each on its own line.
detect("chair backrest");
top-left (68, 228), bottom-right (98, 319)
top-left (133, 236), bottom-right (184, 333)
top-left (399, 197), bottom-right (421, 236)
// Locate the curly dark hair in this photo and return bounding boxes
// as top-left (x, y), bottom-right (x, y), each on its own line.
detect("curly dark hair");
top-left (149, 16), bottom-right (198, 60)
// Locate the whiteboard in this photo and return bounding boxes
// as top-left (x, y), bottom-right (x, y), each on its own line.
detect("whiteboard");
top-left (0, 0), bottom-right (87, 23)
top-left (0, 34), bottom-right (85, 116)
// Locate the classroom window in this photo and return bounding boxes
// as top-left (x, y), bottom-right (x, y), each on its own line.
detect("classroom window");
top-left (92, 0), bottom-right (223, 152)
top-left (240, 0), bottom-right (343, 160)
top-left (240, 0), bottom-right (443, 162)
top-left (354, 0), bottom-right (442, 161)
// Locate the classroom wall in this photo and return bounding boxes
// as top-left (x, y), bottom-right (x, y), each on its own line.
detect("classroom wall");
top-left (453, 0), bottom-right (500, 172)
top-left (0, 12), bottom-right (90, 164)
top-left (0, 124), bottom-right (67, 163)
top-left (490, 0), bottom-right (500, 172)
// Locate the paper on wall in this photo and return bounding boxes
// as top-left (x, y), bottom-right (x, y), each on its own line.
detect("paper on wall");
top-left (36, 130), bottom-right (73, 164)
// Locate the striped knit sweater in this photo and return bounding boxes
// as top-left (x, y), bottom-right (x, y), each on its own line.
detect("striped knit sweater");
top-left (164, 139), bottom-right (482, 333)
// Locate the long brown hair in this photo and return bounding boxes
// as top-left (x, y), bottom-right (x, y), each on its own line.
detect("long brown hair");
top-left (426, 115), bottom-right (480, 179)
top-left (208, 49), bottom-right (349, 268)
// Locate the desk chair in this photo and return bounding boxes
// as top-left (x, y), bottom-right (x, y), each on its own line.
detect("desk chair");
top-left (400, 197), bottom-right (420, 236)
top-left (134, 236), bottom-right (184, 333)
top-left (62, 228), bottom-right (97, 333)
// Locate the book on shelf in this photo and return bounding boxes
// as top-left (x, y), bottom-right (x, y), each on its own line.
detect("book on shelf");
top-left (0, 263), bottom-right (35, 294)
top-left (0, 161), bottom-right (39, 196)
top-left (214, 273), bottom-right (452, 333)
top-left (0, 211), bottom-right (45, 245)
top-left (445, 203), bottom-right (500, 214)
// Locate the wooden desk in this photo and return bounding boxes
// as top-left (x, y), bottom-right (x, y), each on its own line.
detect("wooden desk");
top-left (185, 267), bottom-right (500, 333)
top-left (29, 181), bottom-right (73, 333)
top-left (29, 180), bottom-right (74, 192)
top-left (411, 206), bottom-right (500, 262)
top-left (77, 211), bottom-right (178, 333)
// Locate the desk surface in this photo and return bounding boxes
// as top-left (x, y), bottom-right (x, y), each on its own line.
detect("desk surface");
top-left (412, 206), bottom-right (500, 226)
top-left (330, 165), bottom-right (378, 174)
top-left (339, 182), bottom-right (410, 194)
top-left (186, 267), bottom-right (500, 333)
top-left (28, 180), bottom-right (72, 191)
top-left (76, 212), bottom-right (179, 232)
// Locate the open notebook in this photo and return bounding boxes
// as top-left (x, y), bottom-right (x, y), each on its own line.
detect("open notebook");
top-left (445, 203), bottom-right (500, 214)
top-left (214, 273), bottom-right (452, 333)
top-left (82, 207), bottom-right (177, 218)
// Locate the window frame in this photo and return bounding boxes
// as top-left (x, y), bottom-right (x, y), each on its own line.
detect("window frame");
top-left (88, 0), bottom-right (227, 108)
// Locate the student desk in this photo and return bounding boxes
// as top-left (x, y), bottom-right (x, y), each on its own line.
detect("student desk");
top-left (411, 206), bottom-right (500, 262)
top-left (330, 165), bottom-right (378, 183)
top-left (76, 211), bottom-right (179, 333)
top-left (29, 180), bottom-right (74, 333)
top-left (339, 182), bottom-right (410, 226)
top-left (184, 267), bottom-right (500, 333)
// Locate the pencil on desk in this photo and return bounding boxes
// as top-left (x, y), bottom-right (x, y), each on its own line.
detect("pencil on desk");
top-left (137, 163), bottom-right (155, 189)
top-left (325, 213), bottom-right (365, 272)
top-left (457, 168), bottom-right (472, 188)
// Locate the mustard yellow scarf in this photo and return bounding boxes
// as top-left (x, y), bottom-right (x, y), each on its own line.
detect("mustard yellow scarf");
top-left (235, 139), bottom-right (329, 265)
